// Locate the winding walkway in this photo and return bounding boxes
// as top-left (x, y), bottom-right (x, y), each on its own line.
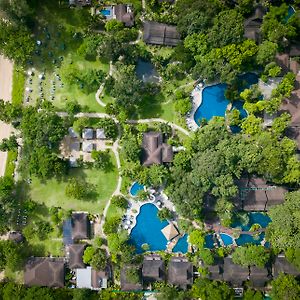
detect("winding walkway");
top-left (95, 61), bottom-right (113, 107)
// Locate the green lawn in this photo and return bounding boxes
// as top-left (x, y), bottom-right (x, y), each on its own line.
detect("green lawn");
top-left (29, 153), bottom-right (118, 214)
top-left (12, 67), bottom-right (25, 105)
top-left (4, 150), bottom-right (17, 178)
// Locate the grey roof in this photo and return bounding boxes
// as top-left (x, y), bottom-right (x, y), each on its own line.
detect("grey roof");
top-left (274, 256), bottom-right (300, 278)
top-left (243, 6), bottom-right (265, 43)
top-left (286, 126), bottom-right (300, 150)
top-left (142, 255), bottom-right (165, 282)
top-left (82, 141), bottom-right (94, 153)
top-left (290, 44), bottom-right (300, 57)
top-left (236, 177), bottom-right (287, 211)
top-left (76, 267), bottom-right (92, 288)
top-left (115, 4), bottom-right (134, 27)
top-left (68, 244), bottom-right (86, 269)
top-left (206, 259), bottom-right (224, 281)
top-left (82, 128), bottom-right (94, 140)
top-left (24, 257), bottom-right (65, 288)
top-left (96, 128), bottom-right (106, 139)
top-left (142, 131), bottom-right (173, 166)
top-left (68, 127), bottom-right (79, 138)
top-left (143, 21), bottom-right (180, 46)
top-left (69, 0), bottom-right (91, 6)
top-left (167, 257), bottom-right (193, 289)
top-left (223, 257), bottom-right (249, 286)
top-left (72, 213), bottom-right (89, 241)
top-left (120, 265), bottom-right (142, 291)
top-left (70, 141), bottom-right (80, 151)
top-left (92, 268), bottom-right (110, 289)
top-left (249, 266), bottom-right (270, 288)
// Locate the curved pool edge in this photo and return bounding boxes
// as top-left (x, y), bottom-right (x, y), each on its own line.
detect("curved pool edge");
top-left (129, 181), bottom-right (145, 197)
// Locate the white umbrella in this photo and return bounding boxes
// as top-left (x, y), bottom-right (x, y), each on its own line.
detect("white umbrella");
top-left (38, 74), bottom-right (44, 79)
top-left (27, 71), bottom-right (33, 76)
top-left (126, 220), bottom-right (131, 225)
top-left (124, 225), bottom-right (129, 230)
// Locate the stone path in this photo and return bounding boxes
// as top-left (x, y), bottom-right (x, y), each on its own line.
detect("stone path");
top-left (95, 61), bottom-right (113, 107)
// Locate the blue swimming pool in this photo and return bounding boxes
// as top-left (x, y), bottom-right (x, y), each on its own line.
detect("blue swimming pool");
top-left (172, 234), bottom-right (188, 253)
top-left (194, 73), bottom-right (258, 125)
top-left (232, 212), bottom-right (271, 231)
top-left (236, 233), bottom-right (265, 246)
top-left (130, 204), bottom-right (168, 253)
top-left (101, 9), bottom-right (112, 16)
top-left (136, 59), bottom-right (160, 83)
top-left (285, 6), bottom-right (295, 22)
top-left (130, 182), bottom-right (145, 197)
top-left (220, 233), bottom-right (234, 246)
top-left (204, 234), bottom-right (215, 249)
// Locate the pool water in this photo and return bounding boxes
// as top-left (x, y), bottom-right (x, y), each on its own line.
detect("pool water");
top-left (101, 9), bottom-right (112, 16)
top-left (232, 212), bottom-right (271, 231)
top-left (172, 234), bottom-right (188, 253)
top-left (130, 182), bottom-right (145, 197)
top-left (136, 59), bottom-right (160, 83)
top-left (204, 234), bottom-right (215, 249)
top-left (285, 6), bottom-right (295, 22)
top-left (130, 204), bottom-right (168, 253)
top-left (220, 233), bottom-right (234, 246)
top-left (194, 73), bottom-right (258, 125)
top-left (236, 233), bottom-right (265, 246)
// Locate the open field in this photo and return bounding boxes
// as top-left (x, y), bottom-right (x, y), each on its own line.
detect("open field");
top-left (29, 152), bottom-right (118, 214)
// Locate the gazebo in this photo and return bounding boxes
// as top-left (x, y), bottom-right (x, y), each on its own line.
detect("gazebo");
top-left (161, 223), bottom-right (179, 241)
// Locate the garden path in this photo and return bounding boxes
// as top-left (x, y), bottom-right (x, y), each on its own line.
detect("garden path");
top-left (95, 61), bottom-right (113, 107)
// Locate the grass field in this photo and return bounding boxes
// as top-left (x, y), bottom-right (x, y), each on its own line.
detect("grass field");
top-left (29, 152), bottom-right (118, 214)
top-left (12, 67), bottom-right (25, 105)
top-left (4, 150), bottom-right (17, 178)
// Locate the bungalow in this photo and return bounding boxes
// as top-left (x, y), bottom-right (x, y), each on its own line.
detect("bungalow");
top-left (68, 127), bottom-right (79, 138)
top-left (206, 259), bottom-right (224, 281)
top-left (24, 257), bottom-right (65, 288)
top-left (167, 257), bottom-right (193, 290)
top-left (96, 128), bottom-right (106, 140)
top-left (115, 4), bottom-right (134, 27)
top-left (69, 0), bottom-right (91, 7)
top-left (82, 141), bottom-right (94, 153)
top-left (82, 128), bottom-right (94, 140)
top-left (142, 131), bottom-right (173, 166)
top-left (76, 266), bottom-right (110, 289)
top-left (244, 6), bottom-right (266, 44)
top-left (120, 265), bottom-right (142, 291)
top-left (142, 255), bottom-right (165, 283)
top-left (273, 255), bottom-right (300, 278)
top-left (71, 213), bottom-right (89, 241)
top-left (67, 244), bottom-right (86, 269)
top-left (223, 257), bottom-right (249, 286)
top-left (143, 21), bottom-right (180, 46)
top-left (249, 266), bottom-right (270, 288)
top-left (235, 177), bottom-right (287, 211)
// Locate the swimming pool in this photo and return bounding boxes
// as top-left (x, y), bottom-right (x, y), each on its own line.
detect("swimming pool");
top-left (236, 233), bottom-right (265, 246)
top-left (129, 182), bottom-right (145, 197)
top-left (285, 6), bottom-right (295, 22)
top-left (204, 234), bottom-right (215, 249)
top-left (101, 9), bottom-right (112, 16)
top-left (130, 203), bottom-right (168, 253)
top-left (172, 234), bottom-right (188, 253)
top-left (194, 73), bottom-right (258, 125)
top-left (136, 59), bottom-right (160, 83)
top-left (220, 233), bottom-right (234, 246)
top-left (232, 212), bottom-right (271, 231)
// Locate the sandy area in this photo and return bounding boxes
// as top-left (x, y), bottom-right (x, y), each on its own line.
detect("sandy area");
top-left (0, 55), bottom-right (13, 177)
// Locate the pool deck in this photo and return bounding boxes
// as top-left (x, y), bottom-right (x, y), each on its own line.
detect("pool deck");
top-left (186, 83), bottom-right (203, 131)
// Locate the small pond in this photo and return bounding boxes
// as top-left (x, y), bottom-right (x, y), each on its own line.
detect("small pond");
top-left (129, 182), bottom-right (145, 197)
top-left (136, 59), bottom-right (160, 83)
top-left (232, 212), bottom-right (271, 231)
top-left (130, 203), bottom-right (168, 253)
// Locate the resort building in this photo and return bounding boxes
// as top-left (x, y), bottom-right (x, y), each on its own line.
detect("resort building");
top-left (68, 127), bottom-right (79, 138)
top-left (82, 128), bottom-right (94, 140)
top-left (223, 257), bottom-right (249, 286)
top-left (244, 6), bottom-right (265, 44)
top-left (115, 4), bottom-right (134, 27)
top-left (96, 128), bottom-right (106, 140)
top-left (249, 266), bottom-right (270, 288)
top-left (142, 131), bottom-right (173, 166)
top-left (273, 255), bottom-right (300, 278)
top-left (167, 257), bottom-right (193, 290)
top-left (142, 255), bottom-right (165, 283)
top-left (143, 21), bottom-right (180, 46)
top-left (206, 259), bottom-right (224, 281)
top-left (24, 257), bottom-right (65, 288)
top-left (120, 265), bottom-right (143, 291)
top-left (76, 266), bottom-right (110, 289)
top-left (67, 244), bottom-right (86, 269)
top-left (235, 177), bottom-right (287, 211)
top-left (82, 140), bottom-right (94, 153)
top-left (69, 0), bottom-right (91, 7)
top-left (71, 213), bottom-right (90, 241)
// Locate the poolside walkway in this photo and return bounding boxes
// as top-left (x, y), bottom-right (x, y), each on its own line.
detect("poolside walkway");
top-left (207, 223), bottom-right (266, 236)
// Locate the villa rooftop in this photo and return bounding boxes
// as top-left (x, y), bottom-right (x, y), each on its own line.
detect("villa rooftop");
top-left (142, 255), bottom-right (165, 282)
top-left (67, 244), bottom-right (86, 269)
top-left (142, 131), bottom-right (173, 166)
top-left (223, 257), bottom-right (249, 286)
top-left (168, 257), bottom-right (193, 290)
top-left (76, 266), bottom-right (109, 289)
top-left (206, 259), bottom-right (224, 281)
top-left (273, 256), bottom-right (300, 278)
top-left (249, 266), bottom-right (270, 288)
top-left (82, 141), bottom-right (94, 153)
top-left (143, 21), bottom-right (180, 46)
top-left (235, 177), bottom-right (287, 211)
top-left (71, 213), bottom-right (89, 241)
top-left (96, 128), bottom-right (106, 139)
top-left (24, 257), bottom-right (65, 288)
top-left (115, 4), bottom-right (134, 27)
top-left (69, 0), bottom-right (91, 6)
top-left (82, 128), bottom-right (94, 140)
top-left (244, 6), bottom-right (265, 43)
